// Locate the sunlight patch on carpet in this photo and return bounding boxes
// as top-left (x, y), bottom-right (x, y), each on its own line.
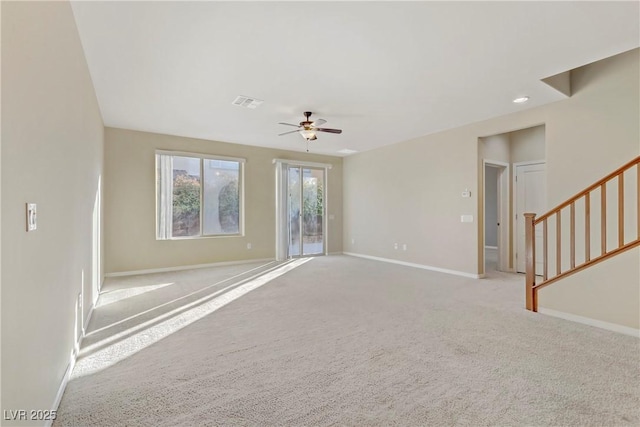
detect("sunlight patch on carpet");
top-left (87, 261), bottom-right (279, 337)
top-left (72, 258), bottom-right (312, 379)
top-left (98, 282), bottom-right (175, 306)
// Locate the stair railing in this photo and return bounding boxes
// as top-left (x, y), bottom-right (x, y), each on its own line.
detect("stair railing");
top-left (525, 156), bottom-right (640, 311)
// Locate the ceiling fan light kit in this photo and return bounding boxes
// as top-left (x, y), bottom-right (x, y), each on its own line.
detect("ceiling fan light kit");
top-left (300, 129), bottom-right (317, 141)
top-left (278, 111), bottom-right (342, 151)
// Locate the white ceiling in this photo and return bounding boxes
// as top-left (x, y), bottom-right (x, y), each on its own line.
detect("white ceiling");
top-left (70, 1), bottom-right (639, 157)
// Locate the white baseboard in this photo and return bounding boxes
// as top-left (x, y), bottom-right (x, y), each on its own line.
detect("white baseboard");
top-left (82, 304), bottom-right (94, 337)
top-left (343, 252), bottom-right (481, 279)
top-left (538, 307), bottom-right (640, 338)
top-left (105, 258), bottom-right (275, 278)
top-left (484, 245), bottom-right (498, 250)
top-left (47, 349), bottom-right (76, 427)
top-left (48, 299), bottom-right (96, 427)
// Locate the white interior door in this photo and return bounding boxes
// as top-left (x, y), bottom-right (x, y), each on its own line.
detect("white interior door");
top-left (515, 162), bottom-right (546, 273)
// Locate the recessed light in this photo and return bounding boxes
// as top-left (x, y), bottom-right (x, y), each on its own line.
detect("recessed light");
top-left (338, 149), bottom-right (358, 154)
top-left (513, 96), bottom-right (530, 104)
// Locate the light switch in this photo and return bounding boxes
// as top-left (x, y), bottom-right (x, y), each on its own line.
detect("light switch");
top-left (329, 214), bottom-right (335, 220)
top-left (461, 215), bottom-right (473, 223)
top-left (26, 203), bottom-right (37, 231)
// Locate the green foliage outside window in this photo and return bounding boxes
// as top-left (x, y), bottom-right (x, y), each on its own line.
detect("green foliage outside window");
top-left (219, 179), bottom-right (239, 233)
top-left (303, 181), bottom-right (323, 236)
top-left (172, 173), bottom-right (201, 236)
top-left (303, 181), bottom-right (323, 217)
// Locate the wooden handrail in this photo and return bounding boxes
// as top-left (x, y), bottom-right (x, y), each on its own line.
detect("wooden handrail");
top-left (532, 240), bottom-right (640, 291)
top-left (534, 156), bottom-right (639, 224)
top-left (525, 156), bottom-right (640, 312)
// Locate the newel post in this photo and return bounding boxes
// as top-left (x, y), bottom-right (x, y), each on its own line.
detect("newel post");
top-left (524, 213), bottom-right (537, 311)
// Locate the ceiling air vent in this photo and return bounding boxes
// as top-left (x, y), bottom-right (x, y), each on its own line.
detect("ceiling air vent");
top-left (232, 96), bottom-right (263, 109)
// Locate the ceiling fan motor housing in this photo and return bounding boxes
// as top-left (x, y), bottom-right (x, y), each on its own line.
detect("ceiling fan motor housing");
top-left (301, 111), bottom-right (314, 127)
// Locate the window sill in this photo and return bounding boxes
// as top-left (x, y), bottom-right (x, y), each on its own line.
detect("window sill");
top-left (157, 233), bottom-right (244, 241)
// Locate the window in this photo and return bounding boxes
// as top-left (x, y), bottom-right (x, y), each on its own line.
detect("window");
top-left (156, 151), bottom-right (244, 239)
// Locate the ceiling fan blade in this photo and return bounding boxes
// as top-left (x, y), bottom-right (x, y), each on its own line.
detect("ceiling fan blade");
top-left (312, 119), bottom-right (326, 127)
top-left (278, 129), bottom-right (301, 136)
top-left (278, 122), bottom-right (301, 128)
top-left (314, 127), bottom-right (342, 134)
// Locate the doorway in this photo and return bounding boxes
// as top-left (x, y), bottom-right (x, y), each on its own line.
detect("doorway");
top-left (275, 160), bottom-right (331, 261)
top-left (484, 161), bottom-right (509, 273)
top-left (287, 166), bottom-right (325, 257)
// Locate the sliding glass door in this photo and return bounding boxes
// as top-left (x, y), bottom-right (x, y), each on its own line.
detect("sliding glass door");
top-left (287, 166), bottom-right (325, 257)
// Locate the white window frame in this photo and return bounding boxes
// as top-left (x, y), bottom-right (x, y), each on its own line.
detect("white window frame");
top-left (156, 150), bottom-right (246, 240)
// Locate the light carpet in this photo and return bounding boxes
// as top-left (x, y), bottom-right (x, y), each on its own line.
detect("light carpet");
top-left (54, 255), bottom-right (640, 426)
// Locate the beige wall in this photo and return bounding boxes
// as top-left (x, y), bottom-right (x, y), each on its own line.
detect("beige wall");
top-left (539, 247), bottom-right (639, 329)
top-left (104, 128), bottom-right (343, 273)
top-left (344, 48), bottom-right (639, 328)
top-left (479, 125), bottom-right (545, 167)
top-left (1, 1), bottom-right (104, 423)
top-left (510, 125), bottom-right (545, 164)
top-left (480, 133), bottom-right (510, 163)
top-left (344, 128), bottom-right (479, 273)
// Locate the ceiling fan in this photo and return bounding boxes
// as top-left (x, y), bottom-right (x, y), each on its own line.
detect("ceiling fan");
top-left (278, 112), bottom-right (342, 149)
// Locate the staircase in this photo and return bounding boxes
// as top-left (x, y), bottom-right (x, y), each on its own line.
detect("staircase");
top-left (524, 156), bottom-right (640, 311)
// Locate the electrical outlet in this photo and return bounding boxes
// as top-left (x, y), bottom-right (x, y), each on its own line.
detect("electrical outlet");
top-left (394, 243), bottom-right (398, 250)
top-left (247, 243), bottom-right (252, 250)
top-left (351, 238), bottom-right (355, 245)
top-left (402, 244), bottom-right (407, 251)
top-left (461, 215), bottom-right (474, 223)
